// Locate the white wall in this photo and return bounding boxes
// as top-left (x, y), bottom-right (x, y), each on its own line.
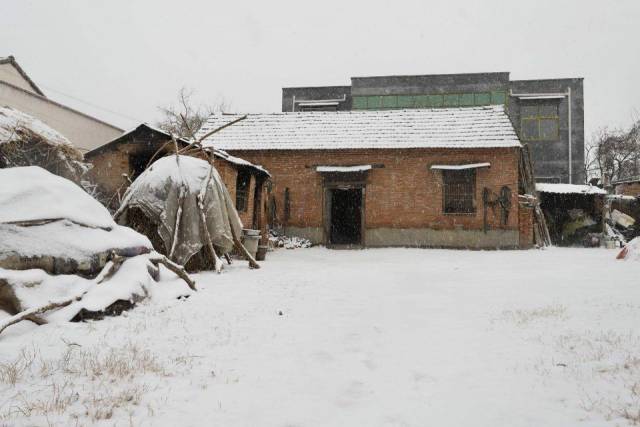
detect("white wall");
top-left (0, 63), bottom-right (36, 94)
top-left (0, 81), bottom-right (122, 152)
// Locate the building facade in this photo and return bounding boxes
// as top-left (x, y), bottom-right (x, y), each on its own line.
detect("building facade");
top-left (0, 56), bottom-right (123, 152)
top-left (283, 72), bottom-right (584, 184)
top-left (197, 106), bottom-right (530, 249)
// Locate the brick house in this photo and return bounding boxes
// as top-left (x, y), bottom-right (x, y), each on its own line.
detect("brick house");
top-left (85, 123), bottom-right (270, 232)
top-left (197, 106), bottom-right (528, 248)
top-left (282, 72), bottom-right (584, 184)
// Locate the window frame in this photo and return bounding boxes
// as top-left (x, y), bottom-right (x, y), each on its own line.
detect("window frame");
top-left (235, 170), bottom-right (251, 213)
top-left (442, 169), bottom-right (477, 215)
top-left (520, 102), bottom-right (560, 141)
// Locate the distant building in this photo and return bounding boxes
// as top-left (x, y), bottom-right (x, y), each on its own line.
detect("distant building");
top-left (0, 55), bottom-right (122, 152)
top-left (282, 72), bottom-right (584, 184)
top-left (196, 106), bottom-right (533, 249)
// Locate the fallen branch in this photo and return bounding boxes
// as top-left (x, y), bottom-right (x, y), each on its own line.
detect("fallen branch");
top-left (148, 252), bottom-right (197, 291)
top-left (0, 292), bottom-right (87, 336)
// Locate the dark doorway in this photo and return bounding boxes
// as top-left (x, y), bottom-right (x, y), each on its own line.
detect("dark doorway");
top-left (330, 188), bottom-right (362, 245)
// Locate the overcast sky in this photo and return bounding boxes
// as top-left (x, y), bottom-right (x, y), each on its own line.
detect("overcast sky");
top-left (2, 0), bottom-right (639, 139)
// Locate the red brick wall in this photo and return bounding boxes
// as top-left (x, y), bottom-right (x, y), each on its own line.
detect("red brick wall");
top-left (615, 182), bottom-right (640, 197)
top-left (214, 160), bottom-right (256, 228)
top-left (224, 147), bottom-right (520, 232)
top-left (518, 204), bottom-right (534, 248)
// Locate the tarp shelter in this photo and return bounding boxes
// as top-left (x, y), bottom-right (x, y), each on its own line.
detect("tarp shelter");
top-left (115, 155), bottom-right (244, 271)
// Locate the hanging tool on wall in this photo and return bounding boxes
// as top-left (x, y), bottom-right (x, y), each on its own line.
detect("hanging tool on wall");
top-left (482, 186), bottom-right (512, 233)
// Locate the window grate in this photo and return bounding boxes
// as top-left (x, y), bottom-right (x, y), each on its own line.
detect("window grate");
top-left (443, 169), bottom-right (476, 214)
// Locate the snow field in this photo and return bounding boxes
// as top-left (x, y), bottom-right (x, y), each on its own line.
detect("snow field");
top-left (0, 247), bottom-right (638, 426)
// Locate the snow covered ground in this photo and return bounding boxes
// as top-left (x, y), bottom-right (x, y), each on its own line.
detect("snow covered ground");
top-left (0, 247), bottom-right (638, 426)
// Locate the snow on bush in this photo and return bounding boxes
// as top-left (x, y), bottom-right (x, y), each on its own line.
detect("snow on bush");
top-left (269, 233), bottom-right (312, 249)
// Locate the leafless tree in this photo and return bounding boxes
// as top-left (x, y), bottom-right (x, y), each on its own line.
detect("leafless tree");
top-left (156, 87), bottom-right (232, 139)
top-left (588, 120), bottom-right (640, 186)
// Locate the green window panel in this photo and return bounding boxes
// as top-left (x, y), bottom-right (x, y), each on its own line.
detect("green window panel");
top-left (414, 95), bottom-right (430, 108)
top-left (427, 95), bottom-right (444, 107)
top-left (397, 95), bottom-right (415, 108)
top-left (382, 95), bottom-right (398, 108)
top-left (491, 91), bottom-right (507, 105)
top-left (443, 94), bottom-right (459, 107)
top-left (474, 93), bottom-right (491, 105)
top-left (352, 96), bottom-right (367, 110)
top-left (367, 96), bottom-right (383, 109)
top-left (459, 93), bottom-right (475, 106)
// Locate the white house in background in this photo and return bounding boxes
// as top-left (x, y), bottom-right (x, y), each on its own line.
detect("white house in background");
top-left (0, 55), bottom-right (123, 153)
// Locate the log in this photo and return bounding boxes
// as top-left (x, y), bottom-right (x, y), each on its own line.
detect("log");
top-left (0, 292), bottom-right (87, 336)
top-left (148, 252), bottom-right (197, 291)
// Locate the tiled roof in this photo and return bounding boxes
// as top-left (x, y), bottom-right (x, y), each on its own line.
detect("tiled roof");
top-left (196, 106), bottom-right (521, 151)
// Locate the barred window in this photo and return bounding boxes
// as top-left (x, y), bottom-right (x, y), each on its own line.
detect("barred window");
top-left (235, 170), bottom-right (251, 212)
top-left (443, 169), bottom-right (476, 214)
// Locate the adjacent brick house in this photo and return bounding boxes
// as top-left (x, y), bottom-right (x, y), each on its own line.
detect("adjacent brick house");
top-left (197, 106), bottom-right (528, 248)
top-left (84, 123), bottom-right (270, 232)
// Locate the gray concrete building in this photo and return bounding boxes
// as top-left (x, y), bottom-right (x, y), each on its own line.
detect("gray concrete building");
top-left (282, 72), bottom-right (584, 184)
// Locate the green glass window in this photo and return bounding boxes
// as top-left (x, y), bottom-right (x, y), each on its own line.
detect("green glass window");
top-left (414, 95), bottom-right (430, 108)
top-left (367, 96), bottom-right (382, 109)
top-left (443, 94), bottom-right (459, 107)
top-left (491, 91), bottom-right (507, 105)
top-left (475, 93), bottom-right (491, 105)
top-left (397, 95), bottom-right (414, 108)
top-left (459, 93), bottom-right (475, 106)
top-left (428, 95), bottom-right (444, 107)
top-left (382, 95), bottom-right (397, 108)
top-left (352, 96), bottom-right (367, 110)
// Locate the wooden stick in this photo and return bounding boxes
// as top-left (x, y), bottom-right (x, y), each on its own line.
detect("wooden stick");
top-left (169, 188), bottom-right (186, 259)
top-left (177, 115), bottom-right (247, 154)
top-left (0, 292), bottom-right (87, 336)
top-left (230, 224), bottom-right (260, 269)
top-left (197, 200), bottom-right (223, 274)
top-left (148, 252), bottom-right (197, 291)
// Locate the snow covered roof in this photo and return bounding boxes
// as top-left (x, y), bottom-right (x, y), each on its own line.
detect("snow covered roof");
top-left (88, 123), bottom-right (269, 175)
top-left (196, 106), bottom-right (521, 151)
top-left (0, 106), bottom-right (71, 146)
top-left (536, 183), bottom-right (607, 195)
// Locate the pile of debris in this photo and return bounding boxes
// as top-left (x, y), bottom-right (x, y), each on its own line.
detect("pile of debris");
top-left (0, 106), bottom-right (90, 184)
top-left (269, 231), bottom-right (312, 249)
top-left (0, 166), bottom-right (194, 337)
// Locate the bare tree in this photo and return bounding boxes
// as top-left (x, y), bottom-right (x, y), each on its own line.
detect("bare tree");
top-left (156, 87), bottom-right (232, 139)
top-left (588, 120), bottom-right (640, 186)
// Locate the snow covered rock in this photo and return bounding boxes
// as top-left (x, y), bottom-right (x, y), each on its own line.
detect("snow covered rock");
top-left (0, 167), bottom-right (152, 276)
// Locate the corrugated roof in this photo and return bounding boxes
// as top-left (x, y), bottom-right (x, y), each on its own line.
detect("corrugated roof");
top-left (196, 106), bottom-right (521, 151)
